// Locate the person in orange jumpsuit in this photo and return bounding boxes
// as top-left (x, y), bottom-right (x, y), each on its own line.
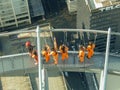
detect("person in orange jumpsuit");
top-left (59, 44), bottom-right (69, 61)
top-left (45, 44), bottom-right (51, 53)
top-left (50, 47), bottom-right (58, 65)
top-left (86, 42), bottom-right (93, 59)
top-left (25, 41), bottom-right (38, 65)
top-left (31, 50), bottom-right (38, 65)
top-left (78, 45), bottom-right (85, 63)
top-left (41, 45), bottom-right (50, 63)
top-left (25, 41), bottom-right (34, 56)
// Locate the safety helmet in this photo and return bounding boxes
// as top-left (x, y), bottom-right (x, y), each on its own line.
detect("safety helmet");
top-left (25, 41), bottom-right (31, 47)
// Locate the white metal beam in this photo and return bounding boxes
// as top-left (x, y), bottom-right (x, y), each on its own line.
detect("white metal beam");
top-left (99, 28), bottom-right (111, 90)
top-left (0, 28), bottom-right (120, 36)
top-left (36, 26), bottom-right (43, 90)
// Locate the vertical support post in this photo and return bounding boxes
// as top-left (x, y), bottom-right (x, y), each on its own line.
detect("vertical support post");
top-left (99, 70), bottom-right (104, 90)
top-left (99, 28), bottom-right (111, 90)
top-left (36, 26), bottom-right (42, 90)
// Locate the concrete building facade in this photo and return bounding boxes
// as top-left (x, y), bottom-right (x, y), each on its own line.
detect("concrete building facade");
top-left (77, 0), bottom-right (120, 52)
top-left (0, 0), bottom-right (31, 31)
top-left (0, 0), bottom-right (45, 31)
top-left (90, 4), bottom-right (120, 52)
top-left (28, 0), bottom-right (44, 17)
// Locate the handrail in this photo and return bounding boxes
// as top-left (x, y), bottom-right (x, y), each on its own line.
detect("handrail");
top-left (0, 28), bottom-right (120, 36)
top-left (0, 51), bottom-right (120, 59)
top-left (0, 51), bottom-right (117, 59)
top-left (0, 52), bottom-right (28, 59)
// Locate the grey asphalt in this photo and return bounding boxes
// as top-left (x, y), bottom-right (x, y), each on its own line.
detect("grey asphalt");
top-left (64, 72), bottom-right (89, 90)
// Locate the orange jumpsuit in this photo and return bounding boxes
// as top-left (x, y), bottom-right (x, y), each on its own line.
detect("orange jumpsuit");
top-left (86, 45), bottom-right (92, 59)
top-left (78, 50), bottom-right (85, 63)
top-left (31, 50), bottom-right (38, 65)
top-left (59, 45), bottom-right (69, 61)
top-left (42, 50), bottom-right (50, 63)
top-left (26, 45), bottom-right (38, 65)
top-left (50, 51), bottom-right (58, 65)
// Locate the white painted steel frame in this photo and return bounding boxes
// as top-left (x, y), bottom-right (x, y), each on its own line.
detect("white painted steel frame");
top-left (0, 53), bottom-right (28, 59)
top-left (0, 26), bottom-right (117, 90)
top-left (0, 28), bottom-right (120, 36)
top-left (36, 26), bottom-right (43, 90)
top-left (99, 28), bottom-right (111, 90)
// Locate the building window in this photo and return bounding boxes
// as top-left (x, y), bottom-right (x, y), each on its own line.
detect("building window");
top-left (2, 11), bottom-right (5, 13)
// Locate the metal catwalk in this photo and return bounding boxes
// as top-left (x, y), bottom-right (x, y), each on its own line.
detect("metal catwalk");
top-left (0, 26), bottom-right (120, 90)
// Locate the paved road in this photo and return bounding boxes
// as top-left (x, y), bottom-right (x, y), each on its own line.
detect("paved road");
top-left (64, 72), bottom-right (89, 90)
